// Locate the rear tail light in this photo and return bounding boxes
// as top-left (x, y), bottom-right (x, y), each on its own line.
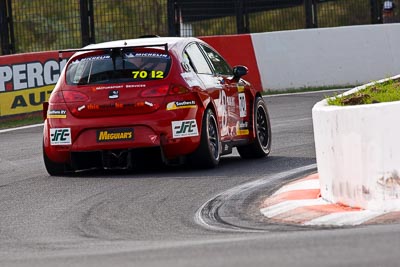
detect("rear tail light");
top-left (140, 84), bottom-right (190, 97)
top-left (169, 85), bottom-right (190, 95)
top-left (48, 91), bottom-right (65, 103)
top-left (140, 85), bottom-right (169, 97)
top-left (49, 91), bottom-right (89, 103)
top-left (61, 91), bottom-right (89, 102)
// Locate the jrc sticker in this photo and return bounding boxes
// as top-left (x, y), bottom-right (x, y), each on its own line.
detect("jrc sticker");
top-left (172, 120), bottom-right (199, 138)
top-left (166, 100), bottom-right (196, 110)
top-left (50, 128), bottom-right (71, 145)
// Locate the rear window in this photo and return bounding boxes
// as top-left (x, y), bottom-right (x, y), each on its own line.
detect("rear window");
top-left (66, 51), bottom-right (171, 85)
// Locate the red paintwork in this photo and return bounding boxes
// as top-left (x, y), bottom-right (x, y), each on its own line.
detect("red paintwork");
top-left (43, 37), bottom-right (262, 166)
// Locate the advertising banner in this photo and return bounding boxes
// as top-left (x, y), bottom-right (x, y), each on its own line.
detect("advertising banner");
top-left (0, 51), bottom-right (67, 117)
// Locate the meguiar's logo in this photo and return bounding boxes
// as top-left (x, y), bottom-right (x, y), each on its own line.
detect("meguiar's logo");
top-left (50, 128), bottom-right (71, 145)
top-left (96, 128), bottom-right (134, 142)
top-left (172, 119), bottom-right (198, 138)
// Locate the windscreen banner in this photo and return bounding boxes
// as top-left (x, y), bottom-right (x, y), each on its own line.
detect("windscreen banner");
top-left (0, 51), bottom-right (67, 118)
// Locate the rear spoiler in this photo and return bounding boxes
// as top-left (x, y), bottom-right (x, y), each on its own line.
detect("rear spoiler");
top-left (58, 43), bottom-right (169, 61)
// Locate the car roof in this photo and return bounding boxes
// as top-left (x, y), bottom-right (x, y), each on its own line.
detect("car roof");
top-left (83, 37), bottom-right (200, 51)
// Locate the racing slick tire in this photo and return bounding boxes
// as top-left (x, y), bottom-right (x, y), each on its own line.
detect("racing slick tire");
top-left (43, 143), bottom-right (67, 176)
top-left (237, 97), bottom-right (271, 159)
top-left (188, 108), bottom-right (221, 168)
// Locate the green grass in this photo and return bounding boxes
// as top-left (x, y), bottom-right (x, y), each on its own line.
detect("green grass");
top-left (327, 79), bottom-right (400, 106)
top-left (0, 113), bottom-right (43, 130)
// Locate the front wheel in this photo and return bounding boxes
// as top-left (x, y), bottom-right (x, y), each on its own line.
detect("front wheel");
top-left (237, 97), bottom-right (271, 159)
top-left (188, 109), bottom-right (221, 168)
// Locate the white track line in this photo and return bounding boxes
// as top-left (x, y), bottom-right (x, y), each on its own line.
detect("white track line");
top-left (260, 198), bottom-right (328, 218)
top-left (0, 123), bottom-right (43, 133)
top-left (304, 210), bottom-right (387, 226)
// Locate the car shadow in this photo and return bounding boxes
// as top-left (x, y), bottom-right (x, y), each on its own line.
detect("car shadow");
top-left (53, 155), bottom-right (316, 180)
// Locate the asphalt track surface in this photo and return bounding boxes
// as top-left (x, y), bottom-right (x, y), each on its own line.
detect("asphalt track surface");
top-left (1, 91), bottom-right (400, 267)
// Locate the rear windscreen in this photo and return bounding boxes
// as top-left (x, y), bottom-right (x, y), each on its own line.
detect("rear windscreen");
top-left (66, 51), bottom-right (171, 85)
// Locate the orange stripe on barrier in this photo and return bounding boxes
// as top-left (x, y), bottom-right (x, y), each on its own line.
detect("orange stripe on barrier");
top-left (262, 189), bottom-right (321, 207)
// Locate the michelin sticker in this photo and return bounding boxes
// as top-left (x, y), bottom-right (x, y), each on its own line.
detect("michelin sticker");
top-left (172, 119), bottom-right (199, 138)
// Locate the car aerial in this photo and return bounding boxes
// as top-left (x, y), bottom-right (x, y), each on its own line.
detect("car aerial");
top-left (42, 36), bottom-right (271, 175)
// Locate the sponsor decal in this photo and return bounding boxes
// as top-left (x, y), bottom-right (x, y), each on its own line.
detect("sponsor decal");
top-left (47, 109), bottom-right (67, 119)
top-left (72, 55), bottom-right (110, 63)
top-left (227, 96), bottom-right (235, 107)
top-left (50, 128), bottom-right (71, 145)
top-left (125, 52), bottom-right (169, 58)
top-left (126, 84), bottom-right (146, 88)
top-left (84, 101), bottom-right (155, 111)
top-left (239, 93), bottom-right (247, 118)
top-left (172, 119), bottom-right (199, 138)
top-left (236, 121), bottom-right (249, 136)
top-left (109, 90), bottom-right (119, 99)
top-left (96, 128), bottom-right (134, 142)
top-left (95, 85), bottom-right (123, 91)
top-left (166, 100), bottom-right (196, 110)
top-left (237, 84), bottom-right (245, 93)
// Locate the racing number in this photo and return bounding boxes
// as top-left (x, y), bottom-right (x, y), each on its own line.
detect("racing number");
top-left (132, 70), bottom-right (164, 79)
top-left (239, 93), bottom-right (247, 118)
top-left (218, 90), bottom-right (228, 136)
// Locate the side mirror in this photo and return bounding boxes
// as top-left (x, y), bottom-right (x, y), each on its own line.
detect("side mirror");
top-left (232, 65), bottom-right (248, 79)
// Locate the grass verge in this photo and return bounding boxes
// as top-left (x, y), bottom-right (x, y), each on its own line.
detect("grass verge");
top-left (0, 112), bottom-right (43, 130)
top-left (327, 79), bottom-right (400, 106)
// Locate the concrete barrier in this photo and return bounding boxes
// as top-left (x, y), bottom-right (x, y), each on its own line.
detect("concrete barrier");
top-left (252, 24), bottom-right (400, 90)
top-left (312, 74), bottom-right (400, 211)
top-left (205, 24), bottom-right (400, 91)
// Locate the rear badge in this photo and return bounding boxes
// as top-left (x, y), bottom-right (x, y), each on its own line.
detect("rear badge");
top-left (109, 90), bottom-right (119, 99)
top-left (97, 128), bottom-right (134, 142)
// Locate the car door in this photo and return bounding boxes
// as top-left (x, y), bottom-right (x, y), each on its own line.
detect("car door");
top-left (198, 44), bottom-right (250, 141)
top-left (184, 43), bottom-right (230, 141)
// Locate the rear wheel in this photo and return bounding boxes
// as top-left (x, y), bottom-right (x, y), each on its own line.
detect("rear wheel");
top-left (188, 109), bottom-right (220, 168)
top-left (237, 97), bottom-right (271, 159)
top-left (43, 144), bottom-right (67, 176)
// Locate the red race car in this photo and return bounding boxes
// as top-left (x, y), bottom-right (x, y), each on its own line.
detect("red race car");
top-left (43, 37), bottom-right (271, 175)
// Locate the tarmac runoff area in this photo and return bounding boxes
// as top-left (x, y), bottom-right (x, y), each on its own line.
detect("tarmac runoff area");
top-left (260, 173), bottom-right (400, 227)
